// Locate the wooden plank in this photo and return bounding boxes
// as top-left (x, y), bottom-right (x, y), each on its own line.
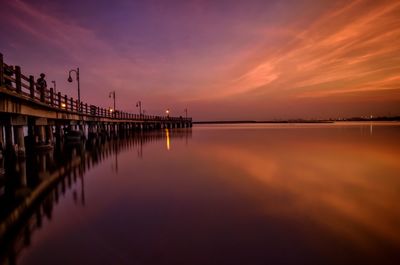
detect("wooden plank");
top-left (21, 75), bottom-right (30, 82)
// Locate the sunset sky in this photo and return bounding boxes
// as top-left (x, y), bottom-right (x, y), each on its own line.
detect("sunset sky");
top-left (1, 0), bottom-right (399, 120)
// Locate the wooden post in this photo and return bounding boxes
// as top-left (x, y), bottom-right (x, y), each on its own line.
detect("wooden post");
top-left (64, 95), bottom-right (68, 110)
top-left (29, 75), bottom-right (35, 98)
top-left (14, 125), bottom-right (25, 157)
top-left (76, 99), bottom-right (79, 112)
top-left (50, 87), bottom-right (54, 106)
top-left (5, 124), bottom-right (13, 151)
top-left (14, 66), bottom-right (22, 93)
top-left (0, 53), bottom-right (4, 86)
top-left (70, 97), bottom-right (74, 111)
top-left (58, 92), bottom-right (62, 108)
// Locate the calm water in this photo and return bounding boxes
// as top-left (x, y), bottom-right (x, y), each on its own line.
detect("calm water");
top-left (1, 123), bottom-right (400, 265)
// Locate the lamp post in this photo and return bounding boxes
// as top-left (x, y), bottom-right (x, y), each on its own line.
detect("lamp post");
top-left (51, 80), bottom-right (56, 94)
top-left (166, 109), bottom-right (170, 118)
top-left (68, 68), bottom-right (80, 112)
top-left (184, 108), bottom-right (188, 119)
top-left (109, 91), bottom-right (116, 117)
top-left (136, 101), bottom-right (142, 117)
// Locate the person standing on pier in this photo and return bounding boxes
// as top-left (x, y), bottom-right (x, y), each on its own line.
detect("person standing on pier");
top-left (37, 73), bottom-right (47, 102)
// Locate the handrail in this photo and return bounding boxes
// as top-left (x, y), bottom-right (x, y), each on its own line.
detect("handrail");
top-left (0, 53), bottom-right (192, 122)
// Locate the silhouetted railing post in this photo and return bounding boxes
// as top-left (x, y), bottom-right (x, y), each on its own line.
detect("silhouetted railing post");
top-left (58, 92), bottom-right (62, 108)
top-left (76, 99), bottom-right (79, 112)
top-left (0, 53), bottom-right (4, 86)
top-left (15, 66), bottom-right (22, 93)
top-left (29, 75), bottom-right (35, 98)
top-left (50, 87), bottom-right (54, 106)
top-left (64, 95), bottom-right (67, 110)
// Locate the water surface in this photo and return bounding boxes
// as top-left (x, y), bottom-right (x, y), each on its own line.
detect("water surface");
top-left (1, 123), bottom-right (399, 265)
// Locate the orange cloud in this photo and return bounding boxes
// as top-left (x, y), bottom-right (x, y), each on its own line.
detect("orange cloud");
top-left (219, 0), bottom-right (400, 102)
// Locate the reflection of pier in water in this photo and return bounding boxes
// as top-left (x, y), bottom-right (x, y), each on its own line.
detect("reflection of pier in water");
top-left (0, 128), bottom-right (192, 264)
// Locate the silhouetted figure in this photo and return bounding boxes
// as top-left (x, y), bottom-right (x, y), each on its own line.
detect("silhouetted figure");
top-left (4, 65), bottom-right (14, 87)
top-left (36, 73), bottom-right (47, 101)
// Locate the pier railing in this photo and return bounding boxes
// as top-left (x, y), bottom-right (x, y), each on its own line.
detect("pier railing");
top-left (0, 53), bottom-right (191, 122)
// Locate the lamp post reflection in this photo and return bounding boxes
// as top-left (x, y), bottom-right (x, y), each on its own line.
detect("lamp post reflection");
top-left (77, 173), bottom-right (85, 206)
top-left (165, 128), bottom-right (171, 150)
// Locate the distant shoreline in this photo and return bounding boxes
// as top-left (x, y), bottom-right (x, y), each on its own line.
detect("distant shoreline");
top-left (193, 120), bottom-right (333, 124)
top-left (193, 117), bottom-right (400, 124)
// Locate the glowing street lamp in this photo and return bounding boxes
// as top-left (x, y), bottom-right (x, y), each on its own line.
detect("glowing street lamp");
top-left (67, 67), bottom-right (80, 112)
top-left (61, 103), bottom-right (66, 109)
top-left (166, 109), bottom-right (170, 117)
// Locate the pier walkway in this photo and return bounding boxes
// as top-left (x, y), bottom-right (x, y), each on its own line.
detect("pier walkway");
top-left (0, 53), bottom-right (192, 156)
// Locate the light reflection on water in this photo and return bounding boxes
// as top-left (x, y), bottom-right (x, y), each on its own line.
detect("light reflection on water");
top-left (0, 123), bottom-right (399, 265)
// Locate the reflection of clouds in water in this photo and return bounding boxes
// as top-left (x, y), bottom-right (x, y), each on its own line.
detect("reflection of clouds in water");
top-left (196, 137), bottom-right (400, 248)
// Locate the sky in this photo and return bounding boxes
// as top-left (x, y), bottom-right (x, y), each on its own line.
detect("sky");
top-left (0, 0), bottom-right (399, 120)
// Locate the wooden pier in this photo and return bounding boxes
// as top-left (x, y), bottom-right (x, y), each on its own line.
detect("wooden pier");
top-left (0, 53), bottom-right (192, 156)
